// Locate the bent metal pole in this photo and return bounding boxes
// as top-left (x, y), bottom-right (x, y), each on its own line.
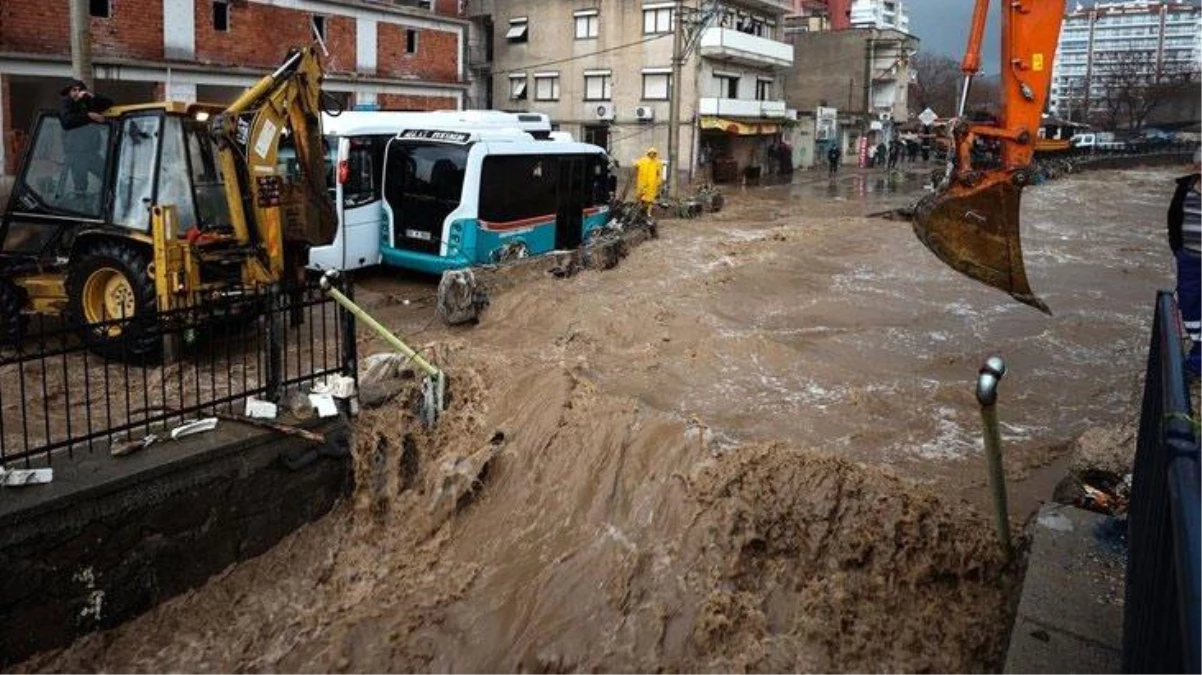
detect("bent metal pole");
top-left (976, 356), bottom-right (1013, 560)
top-left (319, 271), bottom-right (441, 380)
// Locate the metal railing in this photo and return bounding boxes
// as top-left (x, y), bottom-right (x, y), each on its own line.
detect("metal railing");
top-left (1123, 291), bottom-right (1200, 674)
top-left (0, 279), bottom-right (357, 467)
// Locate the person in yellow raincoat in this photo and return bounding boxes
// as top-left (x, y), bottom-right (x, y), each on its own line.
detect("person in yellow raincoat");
top-left (633, 147), bottom-right (663, 215)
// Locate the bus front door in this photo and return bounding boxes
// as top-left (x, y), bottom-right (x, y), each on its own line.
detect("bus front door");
top-left (555, 156), bottom-right (585, 250)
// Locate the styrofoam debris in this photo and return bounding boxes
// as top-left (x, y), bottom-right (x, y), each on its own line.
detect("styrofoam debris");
top-left (171, 417), bottom-right (219, 440)
top-left (244, 397), bottom-right (279, 420)
top-left (311, 375), bottom-right (356, 399)
top-left (0, 468), bottom-right (53, 486)
top-left (308, 393), bottom-right (339, 418)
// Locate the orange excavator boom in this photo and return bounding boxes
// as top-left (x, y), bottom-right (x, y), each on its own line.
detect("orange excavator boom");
top-left (911, 0), bottom-right (1065, 314)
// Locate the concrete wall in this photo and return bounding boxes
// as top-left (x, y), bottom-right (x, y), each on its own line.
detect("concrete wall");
top-left (784, 26), bottom-right (910, 118)
top-left (783, 25), bottom-right (914, 160)
top-left (0, 419), bottom-right (352, 667)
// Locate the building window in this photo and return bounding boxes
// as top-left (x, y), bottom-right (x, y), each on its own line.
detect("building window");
top-left (642, 70), bottom-right (671, 100)
top-left (312, 15), bottom-right (327, 41)
top-left (507, 17), bottom-right (529, 43)
top-left (584, 71), bottom-right (612, 101)
top-left (714, 73), bottom-right (739, 98)
top-left (575, 10), bottom-right (599, 39)
top-left (90, 0), bottom-right (109, 18)
top-left (643, 5), bottom-right (673, 35)
top-left (406, 29), bottom-right (418, 54)
top-left (756, 78), bottom-right (773, 101)
top-left (212, 1), bottom-right (229, 31)
top-left (534, 73), bottom-right (560, 101)
top-left (583, 125), bottom-right (610, 151)
top-left (509, 75), bottom-right (528, 101)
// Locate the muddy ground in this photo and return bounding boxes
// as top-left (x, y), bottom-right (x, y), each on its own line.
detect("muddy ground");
top-left (20, 165), bottom-right (1186, 672)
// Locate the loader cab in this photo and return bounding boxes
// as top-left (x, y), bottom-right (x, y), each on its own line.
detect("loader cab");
top-left (1, 104), bottom-right (230, 257)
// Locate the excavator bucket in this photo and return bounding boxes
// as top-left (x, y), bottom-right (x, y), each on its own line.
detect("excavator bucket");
top-left (911, 178), bottom-right (1051, 315)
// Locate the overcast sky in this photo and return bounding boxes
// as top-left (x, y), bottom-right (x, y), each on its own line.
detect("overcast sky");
top-left (908, 0), bottom-right (1002, 75)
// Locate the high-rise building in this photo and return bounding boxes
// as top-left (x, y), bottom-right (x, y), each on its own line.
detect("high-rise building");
top-left (847, 0), bottom-right (909, 33)
top-left (1049, 0), bottom-right (1202, 123)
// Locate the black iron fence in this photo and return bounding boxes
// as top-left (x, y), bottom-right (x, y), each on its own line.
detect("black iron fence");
top-left (1123, 291), bottom-right (1200, 674)
top-left (0, 279), bottom-right (357, 467)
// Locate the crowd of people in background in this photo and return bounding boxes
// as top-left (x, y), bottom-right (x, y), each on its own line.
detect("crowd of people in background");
top-left (866, 138), bottom-right (930, 169)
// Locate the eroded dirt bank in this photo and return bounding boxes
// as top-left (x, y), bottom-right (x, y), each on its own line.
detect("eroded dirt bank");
top-left (24, 359), bottom-right (1016, 673)
top-left (20, 167), bottom-right (1182, 672)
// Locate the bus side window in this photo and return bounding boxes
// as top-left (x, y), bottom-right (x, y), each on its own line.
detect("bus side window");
top-left (588, 155), bottom-right (612, 206)
top-left (479, 155), bottom-right (558, 223)
top-left (343, 137), bottom-right (382, 208)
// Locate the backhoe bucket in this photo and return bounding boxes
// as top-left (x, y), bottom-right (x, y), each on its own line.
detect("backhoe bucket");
top-left (911, 179), bottom-right (1050, 315)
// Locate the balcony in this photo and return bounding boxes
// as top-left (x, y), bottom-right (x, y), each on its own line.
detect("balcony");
top-left (732, 0), bottom-right (792, 12)
top-left (699, 27), bottom-right (794, 69)
top-left (699, 97), bottom-right (788, 119)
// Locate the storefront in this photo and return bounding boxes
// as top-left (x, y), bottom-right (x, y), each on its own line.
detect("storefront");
top-left (697, 116), bottom-right (786, 184)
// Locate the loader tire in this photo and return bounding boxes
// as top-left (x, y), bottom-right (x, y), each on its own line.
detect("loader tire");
top-left (65, 242), bottom-right (161, 361)
top-left (0, 280), bottom-right (27, 346)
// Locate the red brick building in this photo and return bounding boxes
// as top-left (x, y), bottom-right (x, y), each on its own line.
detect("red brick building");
top-left (0, 0), bottom-right (471, 175)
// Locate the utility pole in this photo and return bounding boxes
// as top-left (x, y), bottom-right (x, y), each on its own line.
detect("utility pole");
top-left (70, 0), bottom-right (94, 88)
top-left (667, 0), bottom-right (684, 199)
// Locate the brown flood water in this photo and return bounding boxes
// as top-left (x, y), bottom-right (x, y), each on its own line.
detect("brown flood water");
top-left (20, 166), bottom-right (1181, 673)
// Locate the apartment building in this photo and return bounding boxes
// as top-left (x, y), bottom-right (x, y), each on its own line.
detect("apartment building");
top-left (1049, 0), bottom-right (1202, 122)
top-left (0, 0), bottom-right (470, 176)
top-left (477, 0), bottom-right (795, 184)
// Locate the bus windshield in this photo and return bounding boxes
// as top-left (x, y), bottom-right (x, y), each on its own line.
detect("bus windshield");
top-left (382, 141), bottom-right (469, 254)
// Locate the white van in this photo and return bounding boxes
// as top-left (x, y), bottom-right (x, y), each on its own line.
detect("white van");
top-left (303, 111), bottom-right (554, 271)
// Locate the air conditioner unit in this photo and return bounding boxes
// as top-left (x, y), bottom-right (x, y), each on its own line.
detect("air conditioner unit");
top-left (878, 111), bottom-right (893, 122)
top-left (593, 103), bottom-right (615, 121)
top-left (635, 106), bottom-right (655, 121)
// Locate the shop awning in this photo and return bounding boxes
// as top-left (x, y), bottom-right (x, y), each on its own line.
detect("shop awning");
top-left (700, 117), bottom-right (780, 136)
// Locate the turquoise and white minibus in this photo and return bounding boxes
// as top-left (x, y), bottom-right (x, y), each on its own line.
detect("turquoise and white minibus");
top-left (379, 128), bottom-right (614, 274)
top-left (302, 110), bottom-right (557, 271)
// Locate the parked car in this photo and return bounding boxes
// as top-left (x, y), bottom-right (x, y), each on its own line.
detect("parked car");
top-left (1071, 132), bottom-right (1125, 151)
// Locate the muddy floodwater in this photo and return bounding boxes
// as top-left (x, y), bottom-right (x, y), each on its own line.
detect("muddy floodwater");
top-left (22, 167), bottom-right (1182, 672)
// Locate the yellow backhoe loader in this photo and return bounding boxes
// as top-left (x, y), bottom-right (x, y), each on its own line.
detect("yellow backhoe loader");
top-left (0, 45), bottom-right (337, 358)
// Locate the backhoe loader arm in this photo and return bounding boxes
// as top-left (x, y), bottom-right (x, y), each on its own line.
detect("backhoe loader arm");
top-left (211, 45), bottom-right (337, 285)
top-left (912, 0), bottom-right (1064, 314)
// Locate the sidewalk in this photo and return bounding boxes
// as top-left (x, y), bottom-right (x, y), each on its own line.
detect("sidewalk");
top-left (1004, 504), bottom-right (1126, 674)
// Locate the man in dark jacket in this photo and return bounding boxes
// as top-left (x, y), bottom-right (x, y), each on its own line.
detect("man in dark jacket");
top-left (1168, 148), bottom-right (1201, 377)
top-left (827, 144), bottom-right (841, 178)
top-left (58, 79), bottom-right (113, 193)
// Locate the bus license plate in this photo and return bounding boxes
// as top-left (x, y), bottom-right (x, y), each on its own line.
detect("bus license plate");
top-left (405, 229), bottom-right (431, 241)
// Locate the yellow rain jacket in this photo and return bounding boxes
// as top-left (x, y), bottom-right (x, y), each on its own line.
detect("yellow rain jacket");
top-left (634, 153), bottom-right (663, 204)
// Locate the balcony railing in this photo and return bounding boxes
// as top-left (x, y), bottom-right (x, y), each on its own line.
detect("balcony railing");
top-left (699, 27), bottom-right (794, 69)
top-left (699, 97), bottom-right (788, 119)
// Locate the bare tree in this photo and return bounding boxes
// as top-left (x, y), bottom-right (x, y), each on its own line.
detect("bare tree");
top-left (1088, 50), bottom-right (1200, 131)
top-left (908, 53), bottom-right (961, 116)
top-left (908, 52), bottom-right (1001, 119)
